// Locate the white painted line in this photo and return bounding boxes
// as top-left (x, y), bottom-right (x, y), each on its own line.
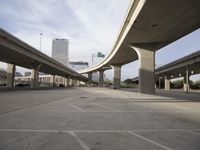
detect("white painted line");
top-left (0, 129), bottom-right (64, 133)
top-left (0, 129), bottom-right (200, 133)
top-left (94, 103), bottom-right (121, 112)
top-left (68, 104), bottom-right (86, 112)
top-left (185, 130), bottom-right (200, 136)
top-left (128, 131), bottom-right (173, 150)
top-left (132, 129), bottom-right (198, 132)
top-left (68, 131), bottom-right (90, 150)
top-left (41, 110), bottom-right (199, 113)
top-left (0, 129), bottom-right (129, 133)
top-left (73, 130), bottom-right (129, 133)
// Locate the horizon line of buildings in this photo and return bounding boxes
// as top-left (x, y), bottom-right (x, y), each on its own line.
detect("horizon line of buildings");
top-left (0, 38), bottom-right (100, 87)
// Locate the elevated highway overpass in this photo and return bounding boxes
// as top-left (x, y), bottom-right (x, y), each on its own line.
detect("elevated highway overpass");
top-left (79, 0), bottom-right (200, 94)
top-left (132, 50), bottom-right (200, 92)
top-left (156, 50), bottom-right (200, 92)
top-left (0, 28), bottom-right (89, 88)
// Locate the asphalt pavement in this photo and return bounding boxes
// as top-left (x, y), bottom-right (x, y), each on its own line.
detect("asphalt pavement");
top-left (0, 87), bottom-right (200, 150)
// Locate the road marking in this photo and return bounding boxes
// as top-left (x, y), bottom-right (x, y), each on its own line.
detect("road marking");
top-left (132, 129), bottom-right (199, 132)
top-left (128, 131), bottom-right (173, 150)
top-left (68, 104), bottom-right (86, 112)
top-left (38, 110), bottom-right (198, 113)
top-left (0, 129), bottom-right (200, 133)
top-left (0, 129), bottom-right (65, 133)
top-left (185, 130), bottom-right (200, 136)
top-left (94, 103), bottom-right (121, 112)
top-left (0, 94), bottom-right (86, 116)
top-left (68, 131), bottom-right (91, 150)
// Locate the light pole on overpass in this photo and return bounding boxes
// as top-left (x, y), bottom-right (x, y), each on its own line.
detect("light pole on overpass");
top-left (39, 33), bottom-right (43, 51)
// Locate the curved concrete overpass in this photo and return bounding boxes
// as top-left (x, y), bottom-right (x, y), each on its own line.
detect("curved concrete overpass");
top-left (79, 0), bottom-right (200, 94)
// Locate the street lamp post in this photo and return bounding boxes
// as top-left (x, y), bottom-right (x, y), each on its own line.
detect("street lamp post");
top-left (39, 33), bottom-right (43, 51)
top-left (92, 54), bottom-right (96, 65)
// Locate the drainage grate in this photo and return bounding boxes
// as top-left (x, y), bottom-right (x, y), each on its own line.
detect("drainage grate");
top-left (80, 96), bottom-right (87, 99)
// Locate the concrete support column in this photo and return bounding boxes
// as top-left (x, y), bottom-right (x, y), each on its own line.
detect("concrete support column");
top-left (72, 79), bottom-right (77, 86)
top-left (6, 63), bottom-right (16, 88)
top-left (111, 65), bottom-right (121, 89)
top-left (158, 77), bottom-right (162, 89)
top-left (69, 78), bottom-right (72, 86)
top-left (64, 78), bottom-right (68, 87)
top-left (132, 45), bottom-right (155, 94)
top-left (164, 77), bottom-right (170, 90)
top-left (52, 75), bottom-right (56, 87)
top-left (67, 76), bottom-right (70, 86)
top-left (98, 70), bottom-right (104, 87)
top-left (77, 80), bottom-right (80, 86)
top-left (183, 66), bottom-right (190, 92)
top-left (88, 72), bottom-right (92, 87)
top-left (31, 64), bottom-right (41, 88)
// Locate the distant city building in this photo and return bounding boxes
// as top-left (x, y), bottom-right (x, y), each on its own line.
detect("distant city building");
top-left (69, 61), bottom-right (89, 71)
top-left (52, 39), bottom-right (69, 66)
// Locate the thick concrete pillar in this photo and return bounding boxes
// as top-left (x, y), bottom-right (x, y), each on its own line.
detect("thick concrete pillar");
top-left (72, 79), bottom-right (77, 86)
top-left (77, 80), bottom-right (80, 86)
top-left (111, 65), bottom-right (121, 89)
top-left (164, 77), bottom-right (170, 90)
top-left (67, 76), bottom-right (70, 86)
top-left (158, 77), bottom-right (162, 89)
top-left (6, 63), bottom-right (16, 88)
top-left (64, 78), bottom-right (68, 87)
top-left (131, 45), bottom-right (155, 94)
top-left (69, 78), bottom-right (73, 86)
top-left (88, 72), bottom-right (92, 87)
top-left (183, 66), bottom-right (190, 92)
top-left (52, 75), bottom-right (56, 87)
top-left (98, 70), bottom-right (104, 87)
top-left (31, 64), bottom-right (41, 88)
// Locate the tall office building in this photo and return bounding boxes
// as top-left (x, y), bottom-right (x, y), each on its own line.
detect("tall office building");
top-left (52, 39), bottom-right (69, 66)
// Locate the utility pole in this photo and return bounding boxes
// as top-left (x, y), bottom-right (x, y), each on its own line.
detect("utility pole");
top-left (39, 33), bottom-right (43, 51)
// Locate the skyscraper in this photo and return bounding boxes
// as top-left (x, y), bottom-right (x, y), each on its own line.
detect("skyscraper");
top-left (52, 39), bottom-right (69, 66)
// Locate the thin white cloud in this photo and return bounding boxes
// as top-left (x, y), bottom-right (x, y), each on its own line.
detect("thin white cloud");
top-left (0, 0), bottom-right (130, 78)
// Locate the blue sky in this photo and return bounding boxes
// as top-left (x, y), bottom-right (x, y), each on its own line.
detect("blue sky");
top-left (0, 0), bottom-right (200, 81)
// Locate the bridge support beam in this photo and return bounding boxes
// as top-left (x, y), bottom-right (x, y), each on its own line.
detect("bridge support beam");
top-left (64, 78), bottom-right (68, 87)
top-left (111, 65), bottom-right (121, 89)
top-left (77, 80), bottom-right (80, 86)
top-left (88, 72), bottom-right (92, 87)
top-left (132, 45), bottom-right (155, 94)
top-left (158, 77), bottom-right (162, 89)
top-left (98, 70), bottom-right (104, 87)
top-left (6, 63), bottom-right (16, 88)
top-left (164, 77), bottom-right (170, 90)
top-left (67, 76), bottom-right (71, 86)
top-left (183, 66), bottom-right (190, 93)
top-left (72, 79), bottom-right (77, 86)
top-left (31, 63), bottom-right (41, 88)
top-left (52, 75), bottom-right (56, 87)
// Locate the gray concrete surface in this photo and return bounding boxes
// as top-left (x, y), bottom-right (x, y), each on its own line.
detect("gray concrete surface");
top-left (0, 87), bottom-right (200, 150)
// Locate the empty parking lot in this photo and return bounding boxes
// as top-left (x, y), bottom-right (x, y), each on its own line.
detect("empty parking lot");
top-left (0, 87), bottom-right (200, 150)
